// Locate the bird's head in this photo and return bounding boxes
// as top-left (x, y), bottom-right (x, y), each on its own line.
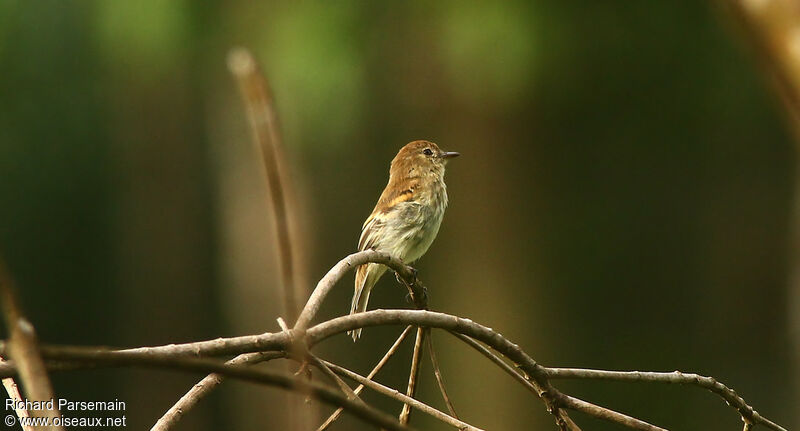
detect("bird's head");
top-left (390, 140), bottom-right (459, 179)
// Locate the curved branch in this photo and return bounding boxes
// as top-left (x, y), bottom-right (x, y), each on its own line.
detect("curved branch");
top-left (0, 309), bottom-right (787, 431)
top-left (32, 351), bottom-right (412, 431)
top-left (228, 47), bottom-right (301, 323)
top-left (448, 332), bottom-right (582, 431)
top-left (545, 368), bottom-right (787, 431)
top-left (293, 250), bottom-right (425, 332)
top-left (151, 351), bottom-right (284, 431)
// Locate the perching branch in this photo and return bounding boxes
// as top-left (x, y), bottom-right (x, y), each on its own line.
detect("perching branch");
top-left (1, 304), bottom-right (784, 431)
top-left (0, 249), bottom-right (787, 431)
top-left (294, 249), bottom-right (426, 333)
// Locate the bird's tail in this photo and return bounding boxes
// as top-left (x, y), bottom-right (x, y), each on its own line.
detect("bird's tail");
top-left (349, 263), bottom-right (386, 341)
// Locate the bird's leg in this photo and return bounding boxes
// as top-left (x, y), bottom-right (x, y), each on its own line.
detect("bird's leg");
top-left (395, 271), bottom-right (415, 304)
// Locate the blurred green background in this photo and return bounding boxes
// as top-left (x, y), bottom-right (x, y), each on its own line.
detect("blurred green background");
top-left (0, 1), bottom-right (796, 430)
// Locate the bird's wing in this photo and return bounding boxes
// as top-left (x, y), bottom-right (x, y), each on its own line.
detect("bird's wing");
top-left (358, 213), bottom-right (384, 251)
top-left (358, 183), bottom-right (417, 251)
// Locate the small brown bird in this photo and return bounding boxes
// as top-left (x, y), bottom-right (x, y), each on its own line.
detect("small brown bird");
top-left (349, 140), bottom-right (459, 341)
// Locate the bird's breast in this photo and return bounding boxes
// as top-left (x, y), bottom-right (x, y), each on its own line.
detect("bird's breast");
top-left (384, 180), bottom-right (447, 263)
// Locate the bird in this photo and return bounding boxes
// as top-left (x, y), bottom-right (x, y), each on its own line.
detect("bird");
top-left (348, 140), bottom-right (459, 341)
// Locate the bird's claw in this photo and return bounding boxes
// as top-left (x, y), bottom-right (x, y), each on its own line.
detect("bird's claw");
top-left (405, 286), bottom-right (428, 305)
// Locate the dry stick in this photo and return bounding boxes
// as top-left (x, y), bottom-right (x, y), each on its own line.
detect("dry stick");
top-left (150, 351), bottom-right (285, 431)
top-left (228, 47), bottom-right (300, 323)
top-left (716, 3), bottom-right (800, 430)
top-left (554, 394), bottom-right (666, 431)
top-left (2, 309), bottom-right (786, 431)
top-left (449, 332), bottom-right (585, 430)
top-left (305, 354), bottom-right (363, 405)
top-left (545, 368), bottom-right (787, 431)
top-left (0, 258), bottom-right (63, 431)
top-left (399, 327), bottom-right (425, 425)
top-left (294, 250), bottom-right (425, 333)
top-left (153, 249), bottom-right (420, 431)
top-left (155, 47), bottom-right (308, 431)
top-left (317, 325), bottom-right (414, 431)
top-left (43, 351), bottom-right (412, 431)
top-left (1, 355), bottom-right (33, 431)
top-left (305, 310), bottom-right (771, 431)
top-left (322, 359), bottom-right (484, 431)
top-left (394, 271), bottom-right (429, 427)
top-left (228, 45), bottom-right (311, 431)
top-left (425, 330), bottom-right (458, 419)
top-left (0, 253), bottom-right (425, 369)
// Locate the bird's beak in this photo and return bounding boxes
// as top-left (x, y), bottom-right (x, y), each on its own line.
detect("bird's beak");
top-left (440, 151), bottom-right (460, 159)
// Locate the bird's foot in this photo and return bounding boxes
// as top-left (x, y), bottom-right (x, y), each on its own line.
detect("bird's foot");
top-left (405, 285), bottom-right (428, 305)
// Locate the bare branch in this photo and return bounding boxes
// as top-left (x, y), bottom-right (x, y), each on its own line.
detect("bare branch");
top-left (426, 330), bottom-right (458, 419)
top-left (224, 45), bottom-right (313, 431)
top-left (322, 359), bottom-right (483, 431)
top-left (317, 325), bottom-right (414, 431)
top-left (554, 394), bottom-right (666, 431)
top-left (399, 327), bottom-right (425, 424)
top-left (294, 250), bottom-right (425, 333)
top-left (150, 351), bottom-right (284, 431)
top-left (0, 257), bottom-right (63, 430)
top-left (23, 348), bottom-right (412, 431)
top-left (545, 368), bottom-right (788, 431)
top-left (0, 308), bottom-right (786, 431)
top-left (1, 355), bottom-right (33, 431)
top-left (305, 354), bottom-right (362, 404)
top-left (448, 332), bottom-right (586, 430)
top-left (228, 47), bottom-right (301, 323)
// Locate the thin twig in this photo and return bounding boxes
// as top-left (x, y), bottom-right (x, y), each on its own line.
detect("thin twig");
top-left (228, 47), bottom-right (300, 323)
top-left (425, 329), bottom-right (458, 419)
top-left (0, 257), bottom-right (63, 431)
top-left (227, 46), bottom-right (312, 431)
top-left (714, 4), bottom-right (800, 430)
top-left (1, 307), bottom-right (786, 431)
top-left (545, 368), bottom-right (787, 431)
top-left (399, 327), bottom-right (426, 425)
top-left (150, 351), bottom-right (285, 431)
top-left (34, 350), bottom-right (412, 431)
top-left (322, 359), bottom-right (483, 431)
top-left (305, 354), bottom-right (363, 404)
top-left (449, 332), bottom-right (582, 430)
top-left (1, 355), bottom-right (33, 431)
top-left (554, 394), bottom-right (666, 431)
top-left (317, 325), bottom-right (414, 431)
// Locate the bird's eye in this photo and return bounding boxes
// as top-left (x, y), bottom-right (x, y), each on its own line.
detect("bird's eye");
top-left (423, 148), bottom-right (433, 156)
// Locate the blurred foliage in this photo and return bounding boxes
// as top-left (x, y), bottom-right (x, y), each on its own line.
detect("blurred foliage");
top-left (0, 1), bottom-right (796, 430)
